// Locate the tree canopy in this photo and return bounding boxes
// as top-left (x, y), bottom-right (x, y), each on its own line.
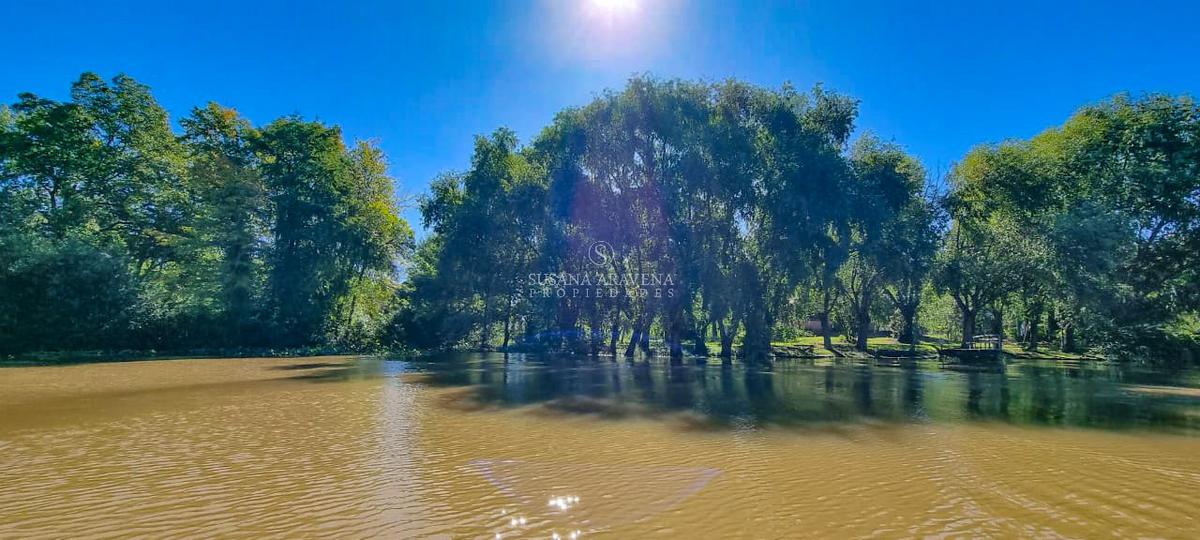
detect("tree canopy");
top-left (0, 73), bottom-right (412, 354)
top-left (3, 74), bottom-right (1197, 365)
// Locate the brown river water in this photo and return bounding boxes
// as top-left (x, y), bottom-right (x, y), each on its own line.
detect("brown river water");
top-left (1, 354), bottom-right (1199, 538)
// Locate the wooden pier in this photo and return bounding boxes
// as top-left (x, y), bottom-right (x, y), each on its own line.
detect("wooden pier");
top-left (937, 335), bottom-right (1006, 371)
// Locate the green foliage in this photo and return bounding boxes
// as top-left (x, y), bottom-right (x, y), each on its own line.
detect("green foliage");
top-left (3, 73), bottom-right (1197, 365)
top-left (397, 77), bottom-right (925, 360)
top-left (0, 74), bottom-right (411, 355)
top-left (941, 93), bottom-right (1199, 360)
top-left (0, 233), bottom-right (139, 353)
top-left (837, 135), bottom-right (928, 350)
top-left (399, 129), bottom-right (545, 350)
top-left (180, 103), bottom-right (266, 344)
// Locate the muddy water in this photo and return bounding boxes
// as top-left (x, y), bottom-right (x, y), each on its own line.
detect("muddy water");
top-left (1, 354), bottom-right (1198, 538)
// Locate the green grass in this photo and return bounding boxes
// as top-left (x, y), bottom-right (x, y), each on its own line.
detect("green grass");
top-left (703, 334), bottom-right (1103, 361)
top-left (772, 336), bottom-right (939, 356)
top-left (1000, 342), bottom-right (1103, 361)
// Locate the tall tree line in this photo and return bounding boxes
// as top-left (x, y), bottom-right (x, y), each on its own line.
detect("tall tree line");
top-left (4, 74), bottom-right (1197, 364)
top-left (395, 77), bottom-right (1199, 364)
top-left (394, 78), bottom-right (934, 361)
top-left (939, 93), bottom-right (1200, 360)
top-left (0, 73), bottom-right (412, 354)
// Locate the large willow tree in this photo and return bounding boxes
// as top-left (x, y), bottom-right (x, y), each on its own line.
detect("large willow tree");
top-left (395, 77), bottom-right (930, 361)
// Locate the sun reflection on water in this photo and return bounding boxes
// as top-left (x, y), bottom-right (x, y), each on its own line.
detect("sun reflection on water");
top-left (548, 495), bottom-right (580, 511)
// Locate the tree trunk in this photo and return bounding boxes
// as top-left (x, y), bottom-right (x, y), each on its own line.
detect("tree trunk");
top-left (991, 306), bottom-right (1003, 351)
top-left (718, 320), bottom-right (735, 361)
top-left (961, 309), bottom-right (976, 349)
top-left (692, 319), bottom-right (708, 356)
top-left (665, 307), bottom-right (684, 362)
top-left (501, 295), bottom-right (513, 350)
top-left (1024, 302), bottom-right (1042, 352)
top-left (1062, 324), bottom-right (1077, 353)
top-left (1026, 317), bottom-right (1038, 352)
top-left (340, 264), bottom-right (368, 344)
top-left (608, 318), bottom-right (619, 356)
top-left (478, 291), bottom-right (493, 350)
top-left (639, 320), bottom-right (651, 355)
top-left (742, 305), bottom-right (772, 363)
top-left (898, 304), bottom-right (917, 348)
top-left (667, 326), bottom-right (683, 362)
top-left (1046, 308), bottom-right (1059, 346)
top-left (855, 307), bottom-right (870, 352)
top-left (624, 324), bottom-right (640, 357)
top-left (819, 312), bottom-right (833, 351)
top-left (819, 288), bottom-right (834, 350)
top-left (590, 316), bottom-right (603, 356)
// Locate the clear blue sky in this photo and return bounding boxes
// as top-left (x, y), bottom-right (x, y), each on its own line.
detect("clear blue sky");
top-left (2, 1), bottom-right (1197, 234)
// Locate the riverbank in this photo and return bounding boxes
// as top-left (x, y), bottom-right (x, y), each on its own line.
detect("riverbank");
top-left (766, 336), bottom-right (1110, 362)
top-left (771, 336), bottom-right (942, 358)
top-left (0, 338), bottom-right (1114, 367)
top-left (0, 347), bottom-right (381, 366)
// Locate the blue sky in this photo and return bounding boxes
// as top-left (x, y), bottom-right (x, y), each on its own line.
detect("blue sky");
top-left (2, 1), bottom-right (1197, 234)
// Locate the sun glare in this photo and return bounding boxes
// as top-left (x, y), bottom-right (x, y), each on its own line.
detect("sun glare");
top-left (537, 0), bottom-right (673, 66)
top-left (586, 0), bottom-right (640, 18)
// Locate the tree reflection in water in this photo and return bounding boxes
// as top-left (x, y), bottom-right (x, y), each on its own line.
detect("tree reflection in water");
top-left (382, 353), bottom-right (1200, 433)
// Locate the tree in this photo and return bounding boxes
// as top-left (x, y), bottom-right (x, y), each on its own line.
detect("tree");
top-left (1, 73), bottom-right (190, 351)
top-left (411, 129), bottom-right (542, 350)
top-left (257, 118), bottom-right (411, 347)
top-left (180, 103), bottom-right (265, 344)
top-left (882, 196), bottom-right (940, 348)
top-left (334, 140), bottom-right (413, 347)
top-left (933, 217), bottom-right (1022, 348)
top-left (1, 73), bottom-right (413, 356)
top-left (0, 234), bottom-right (140, 353)
top-left (943, 93), bottom-right (1197, 357)
top-left (748, 84), bottom-right (855, 359)
top-left (1068, 95), bottom-right (1200, 324)
top-left (839, 136), bottom-right (924, 350)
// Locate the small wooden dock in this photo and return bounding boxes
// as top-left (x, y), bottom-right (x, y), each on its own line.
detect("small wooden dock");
top-left (937, 335), bottom-right (1006, 371)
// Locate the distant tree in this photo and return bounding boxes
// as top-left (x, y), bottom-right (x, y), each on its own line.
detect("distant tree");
top-left (0, 234), bottom-right (141, 353)
top-left (1, 73), bottom-right (189, 351)
top-left (335, 140), bottom-right (413, 347)
top-left (749, 84), bottom-right (854, 359)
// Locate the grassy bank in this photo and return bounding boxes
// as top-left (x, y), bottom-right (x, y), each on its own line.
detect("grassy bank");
top-left (773, 336), bottom-right (941, 357)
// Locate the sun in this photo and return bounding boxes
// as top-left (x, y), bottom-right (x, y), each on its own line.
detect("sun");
top-left (540, 0), bottom-right (666, 64)
top-left (586, 0), bottom-right (640, 18)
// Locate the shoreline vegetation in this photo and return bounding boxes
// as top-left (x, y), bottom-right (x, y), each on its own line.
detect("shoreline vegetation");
top-left (1, 337), bottom-right (1104, 367)
top-left (2, 74), bottom-right (1199, 368)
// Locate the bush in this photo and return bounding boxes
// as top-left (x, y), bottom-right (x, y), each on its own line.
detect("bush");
top-left (0, 235), bottom-right (141, 353)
